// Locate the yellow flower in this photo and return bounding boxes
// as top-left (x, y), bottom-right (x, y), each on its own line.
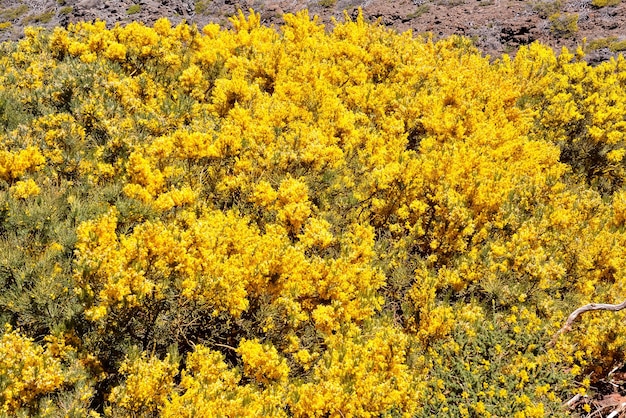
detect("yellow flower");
top-left (9, 178), bottom-right (40, 199)
top-left (237, 339), bottom-right (289, 384)
top-left (109, 353), bottom-right (177, 414)
top-left (104, 42), bottom-right (127, 61)
top-left (276, 177), bottom-right (312, 233)
top-left (252, 180), bottom-right (278, 207)
top-left (0, 328), bottom-right (67, 412)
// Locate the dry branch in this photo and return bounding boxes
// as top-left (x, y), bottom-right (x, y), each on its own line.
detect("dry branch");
top-left (550, 299), bottom-right (626, 346)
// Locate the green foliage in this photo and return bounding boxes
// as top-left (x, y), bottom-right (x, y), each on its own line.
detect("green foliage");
top-left (0, 90), bottom-right (32, 132)
top-left (126, 4), bottom-right (141, 15)
top-left (0, 4), bottom-right (29, 21)
top-left (610, 40), bottom-right (626, 52)
top-left (418, 307), bottom-right (573, 417)
top-left (195, 0), bottom-right (212, 15)
top-left (586, 36), bottom-right (619, 51)
top-left (407, 5), bottom-right (431, 19)
top-left (585, 36), bottom-right (626, 53)
top-left (318, 0), bottom-right (337, 7)
top-left (23, 10), bottom-right (56, 25)
top-left (59, 6), bottom-right (73, 16)
top-left (549, 12), bottom-right (578, 38)
top-left (434, 0), bottom-right (466, 5)
top-left (592, 0), bottom-right (621, 6)
top-left (531, 0), bottom-right (563, 18)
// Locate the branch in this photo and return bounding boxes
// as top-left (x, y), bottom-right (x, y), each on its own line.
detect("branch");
top-left (212, 342), bottom-right (238, 352)
top-left (550, 299), bottom-right (626, 346)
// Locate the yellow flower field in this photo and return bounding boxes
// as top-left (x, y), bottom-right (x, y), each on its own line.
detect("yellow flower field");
top-left (1, 9), bottom-right (626, 416)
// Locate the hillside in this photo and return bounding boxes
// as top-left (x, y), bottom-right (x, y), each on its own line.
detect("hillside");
top-left (1, 0), bottom-right (626, 63)
top-left (2, 5), bottom-right (626, 418)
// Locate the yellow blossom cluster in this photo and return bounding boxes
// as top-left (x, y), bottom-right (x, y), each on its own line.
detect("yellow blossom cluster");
top-left (2, 8), bottom-right (626, 417)
top-left (9, 178), bottom-right (40, 199)
top-left (107, 352), bottom-right (178, 415)
top-left (0, 146), bottom-right (45, 182)
top-left (163, 345), bottom-right (287, 417)
top-left (0, 327), bottom-right (93, 415)
top-left (0, 328), bottom-right (65, 413)
top-left (238, 338), bottom-right (290, 384)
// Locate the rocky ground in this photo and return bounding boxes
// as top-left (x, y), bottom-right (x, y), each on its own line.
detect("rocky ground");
top-left (0, 0), bottom-right (625, 62)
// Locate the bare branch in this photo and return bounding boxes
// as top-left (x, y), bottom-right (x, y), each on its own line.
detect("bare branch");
top-left (606, 403), bottom-right (626, 418)
top-left (212, 342), bottom-right (237, 352)
top-left (550, 299), bottom-right (626, 346)
top-left (564, 393), bottom-right (581, 408)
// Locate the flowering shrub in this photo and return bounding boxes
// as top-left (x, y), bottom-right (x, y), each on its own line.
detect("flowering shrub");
top-left (107, 351), bottom-right (178, 415)
top-left (0, 327), bottom-right (94, 416)
top-left (0, 9), bottom-right (625, 416)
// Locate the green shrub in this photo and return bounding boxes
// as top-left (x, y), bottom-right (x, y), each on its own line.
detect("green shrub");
top-left (610, 40), bottom-right (626, 52)
top-left (407, 5), bottom-right (431, 19)
top-left (0, 90), bottom-right (32, 132)
top-left (585, 37), bottom-right (626, 53)
top-left (126, 4), bottom-right (141, 15)
top-left (318, 0), bottom-right (337, 7)
top-left (417, 307), bottom-right (574, 417)
top-left (435, 0), bottom-right (466, 5)
top-left (549, 12), bottom-right (578, 38)
top-left (0, 4), bottom-right (29, 21)
top-left (23, 11), bottom-right (55, 25)
top-left (531, 0), bottom-right (563, 18)
top-left (586, 36), bottom-right (618, 51)
top-left (592, 0), bottom-right (620, 6)
top-left (195, 0), bottom-right (212, 15)
top-left (59, 6), bottom-right (73, 15)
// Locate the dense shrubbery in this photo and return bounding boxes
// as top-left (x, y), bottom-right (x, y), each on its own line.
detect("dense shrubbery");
top-left (1, 9), bottom-right (626, 416)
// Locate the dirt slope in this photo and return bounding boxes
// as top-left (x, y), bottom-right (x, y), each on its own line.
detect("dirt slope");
top-left (0, 0), bottom-right (625, 62)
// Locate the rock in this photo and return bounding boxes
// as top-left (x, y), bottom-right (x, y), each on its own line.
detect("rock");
top-left (0, 0), bottom-right (624, 64)
top-left (585, 48), bottom-right (618, 66)
top-left (500, 22), bottom-right (536, 46)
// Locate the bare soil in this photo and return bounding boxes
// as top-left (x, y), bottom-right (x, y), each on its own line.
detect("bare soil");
top-left (1, 0), bottom-right (625, 62)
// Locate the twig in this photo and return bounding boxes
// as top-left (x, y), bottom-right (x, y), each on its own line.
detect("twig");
top-left (562, 300), bottom-right (626, 332)
top-left (606, 403), bottom-right (626, 418)
top-left (550, 299), bottom-right (626, 346)
top-left (212, 342), bottom-right (238, 352)
top-left (565, 393), bottom-right (582, 408)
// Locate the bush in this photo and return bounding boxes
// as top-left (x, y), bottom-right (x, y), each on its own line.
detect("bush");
top-left (195, 0), bottom-right (212, 15)
top-left (318, 0), bottom-right (337, 7)
top-left (586, 36), bottom-right (618, 51)
top-left (0, 90), bottom-right (32, 131)
top-left (1, 10), bottom-right (626, 416)
top-left (592, 0), bottom-right (620, 6)
top-left (549, 12), bottom-right (578, 38)
top-left (23, 10), bottom-right (56, 25)
top-left (531, 0), bottom-right (563, 18)
top-left (0, 4), bottom-right (29, 21)
top-left (407, 5), bottom-right (431, 19)
top-left (126, 4), bottom-right (141, 15)
top-left (609, 39), bottom-right (626, 52)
